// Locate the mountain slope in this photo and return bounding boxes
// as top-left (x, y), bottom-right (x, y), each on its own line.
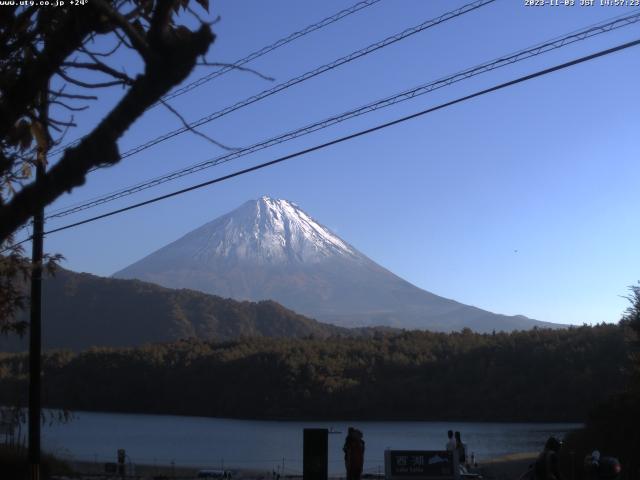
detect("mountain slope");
top-left (0, 268), bottom-right (344, 352)
top-left (115, 196), bottom-right (557, 332)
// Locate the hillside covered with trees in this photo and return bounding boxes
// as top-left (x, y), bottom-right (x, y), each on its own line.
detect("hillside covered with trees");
top-left (0, 324), bottom-right (628, 422)
top-left (0, 268), bottom-right (346, 352)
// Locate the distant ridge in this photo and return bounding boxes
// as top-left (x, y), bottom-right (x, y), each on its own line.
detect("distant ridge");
top-left (114, 196), bottom-right (559, 332)
top-left (0, 268), bottom-right (345, 352)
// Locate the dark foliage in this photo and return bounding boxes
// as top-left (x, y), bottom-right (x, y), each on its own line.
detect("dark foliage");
top-left (0, 444), bottom-right (72, 480)
top-left (0, 324), bottom-right (628, 422)
top-left (562, 284), bottom-right (640, 480)
top-left (1, 0), bottom-right (215, 335)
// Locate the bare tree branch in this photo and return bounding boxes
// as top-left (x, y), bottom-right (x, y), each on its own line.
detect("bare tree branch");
top-left (48, 118), bottom-right (77, 128)
top-left (159, 98), bottom-right (239, 152)
top-left (56, 69), bottom-right (128, 89)
top-left (122, 5), bottom-right (143, 20)
top-left (113, 28), bottom-right (134, 50)
top-left (49, 90), bottom-right (98, 101)
top-left (197, 59), bottom-right (274, 82)
top-left (91, 0), bottom-right (152, 60)
top-left (186, 5), bottom-right (216, 26)
top-left (62, 61), bottom-right (135, 84)
top-left (0, 10), bottom-right (97, 140)
top-left (50, 122), bottom-right (75, 150)
top-left (49, 100), bottom-right (89, 112)
top-left (0, 15), bottom-right (215, 242)
top-left (80, 37), bottom-right (125, 57)
top-left (148, 0), bottom-right (178, 45)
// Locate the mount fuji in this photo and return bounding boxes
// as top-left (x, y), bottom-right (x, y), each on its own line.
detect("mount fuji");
top-left (114, 196), bottom-right (556, 332)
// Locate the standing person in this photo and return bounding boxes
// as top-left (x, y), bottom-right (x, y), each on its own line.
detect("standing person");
top-left (455, 431), bottom-right (467, 466)
top-left (343, 427), bottom-right (365, 480)
top-left (584, 450), bottom-right (600, 480)
top-left (534, 437), bottom-right (565, 480)
top-left (446, 430), bottom-right (456, 452)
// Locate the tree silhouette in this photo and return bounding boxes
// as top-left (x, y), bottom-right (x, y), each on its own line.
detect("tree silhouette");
top-left (0, 0), bottom-right (216, 331)
top-left (621, 283), bottom-right (640, 390)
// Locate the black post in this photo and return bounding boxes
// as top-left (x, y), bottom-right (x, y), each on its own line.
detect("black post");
top-left (28, 91), bottom-right (47, 480)
top-left (117, 449), bottom-right (126, 477)
top-left (28, 162), bottom-right (44, 480)
top-left (303, 428), bottom-right (328, 480)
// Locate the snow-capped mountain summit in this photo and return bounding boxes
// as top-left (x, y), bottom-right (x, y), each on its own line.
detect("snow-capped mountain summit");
top-left (194, 196), bottom-right (357, 264)
top-left (114, 196), bottom-right (557, 332)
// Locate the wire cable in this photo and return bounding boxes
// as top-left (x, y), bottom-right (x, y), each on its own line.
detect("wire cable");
top-left (161, 0), bottom-right (385, 104)
top-left (47, 0), bottom-right (386, 158)
top-left (2, 32), bottom-right (636, 256)
top-left (29, 37), bottom-right (640, 243)
top-left (44, 9), bottom-right (640, 221)
top-left (92, 0), bottom-right (497, 165)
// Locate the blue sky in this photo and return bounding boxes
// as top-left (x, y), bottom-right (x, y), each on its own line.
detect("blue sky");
top-left (35, 0), bottom-right (640, 326)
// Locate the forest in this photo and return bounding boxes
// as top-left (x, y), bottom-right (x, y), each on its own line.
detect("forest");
top-left (0, 268), bottom-right (348, 352)
top-left (0, 323), bottom-right (630, 422)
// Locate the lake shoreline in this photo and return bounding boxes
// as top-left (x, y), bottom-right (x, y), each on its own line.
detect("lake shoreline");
top-left (41, 410), bottom-right (576, 477)
top-left (57, 407), bottom-right (586, 424)
top-left (66, 453), bottom-right (539, 480)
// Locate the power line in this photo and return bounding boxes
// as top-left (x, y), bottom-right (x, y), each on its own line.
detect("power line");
top-left (95, 0), bottom-right (497, 164)
top-left (44, 10), bottom-right (640, 221)
top-left (6, 0), bottom-right (497, 238)
top-left (47, 0), bottom-right (386, 158)
top-left (160, 0), bottom-right (385, 104)
top-left (4, 36), bottom-right (639, 254)
top-left (32, 38), bottom-right (640, 242)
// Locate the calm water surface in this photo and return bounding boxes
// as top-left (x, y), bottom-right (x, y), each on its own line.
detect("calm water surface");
top-left (41, 411), bottom-right (580, 474)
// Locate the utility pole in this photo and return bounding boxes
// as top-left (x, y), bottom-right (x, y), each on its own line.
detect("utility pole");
top-left (28, 87), bottom-right (48, 480)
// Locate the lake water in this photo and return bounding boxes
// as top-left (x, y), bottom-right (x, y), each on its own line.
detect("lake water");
top-left (41, 411), bottom-right (580, 475)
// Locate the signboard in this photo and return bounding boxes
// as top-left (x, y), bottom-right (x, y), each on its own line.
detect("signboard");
top-left (385, 450), bottom-right (459, 480)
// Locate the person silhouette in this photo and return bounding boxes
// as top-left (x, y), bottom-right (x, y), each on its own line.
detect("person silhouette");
top-left (534, 436), bottom-right (565, 480)
top-left (446, 430), bottom-right (456, 451)
top-left (343, 427), bottom-right (365, 480)
top-left (454, 431), bottom-right (467, 465)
